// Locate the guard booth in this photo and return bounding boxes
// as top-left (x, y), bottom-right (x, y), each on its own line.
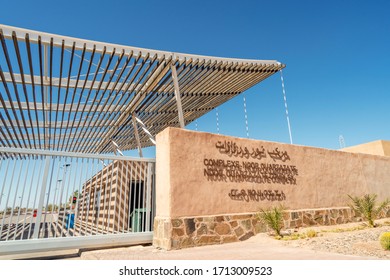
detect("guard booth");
top-left (77, 160), bottom-right (154, 234)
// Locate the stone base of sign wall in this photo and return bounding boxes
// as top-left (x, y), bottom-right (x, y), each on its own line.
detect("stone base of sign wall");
top-left (153, 207), bottom-right (390, 250)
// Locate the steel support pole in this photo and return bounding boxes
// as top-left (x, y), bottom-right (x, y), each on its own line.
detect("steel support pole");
top-left (171, 64), bottom-right (185, 128)
top-left (132, 113), bottom-right (143, 157)
top-left (32, 156), bottom-right (51, 239)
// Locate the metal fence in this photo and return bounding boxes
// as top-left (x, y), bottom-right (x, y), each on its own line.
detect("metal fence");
top-left (0, 147), bottom-right (155, 256)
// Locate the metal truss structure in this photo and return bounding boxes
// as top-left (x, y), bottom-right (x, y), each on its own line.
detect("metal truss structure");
top-left (0, 24), bottom-right (284, 154)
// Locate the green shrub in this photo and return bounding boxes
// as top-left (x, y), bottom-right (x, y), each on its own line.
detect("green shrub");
top-left (348, 194), bottom-right (390, 227)
top-left (306, 229), bottom-right (317, 238)
top-left (258, 205), bottom-right (285, 237)
top-left (281, 233), bottom-right (309, 241)
top-left (380, 232), bottom-right (390, 250)
top-left (285, 234), bottom-right (300, 240)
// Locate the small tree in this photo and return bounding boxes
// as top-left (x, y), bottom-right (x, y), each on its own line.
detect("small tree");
top-left (258, 205), bottom-right (285, 237)
top-left (348, 194), bottom-right (390, 227)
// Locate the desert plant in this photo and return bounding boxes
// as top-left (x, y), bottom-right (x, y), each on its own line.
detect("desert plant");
top-left (348, 194), bottom-right (390, 227)
top-left (258, 205), bottom-right (285, 237)
top-left (281, 233), bottom-right (307, 240)
top-left (306, 229), bottom-right (317, 238)
top-left (379, 232), bottom-right (390, 250)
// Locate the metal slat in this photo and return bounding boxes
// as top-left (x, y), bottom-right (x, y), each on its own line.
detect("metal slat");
top-left (106, 159), bottom-right (115, 233)
top-left (100, 159), bottom-right (108, 233)
top-left (47, 41), bottom-right (53, 150)
top-left (25, 34), bottom-right (42, 149)
top-left (0, 159), bottom-right (11, 237)
top-left (57, 42), bottom-right (76, 151)
top-left (73, 157), bottom-right (85, 235)
top-left (37, 38), bottom-right (47, 149)
top-left (52, 40), bottom-right (65, 150)
top-left (123, 162), bottom-right (130, 233)
top-left (77, 158), bottom-right (89, 236)
top-left (95, 161), bottom-right (105, 235)
top-left (112, 160), bottom-right (120, 232)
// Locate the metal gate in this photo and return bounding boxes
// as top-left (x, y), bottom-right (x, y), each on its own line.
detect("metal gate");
top-left (0, 147), bottom-right (155, 256)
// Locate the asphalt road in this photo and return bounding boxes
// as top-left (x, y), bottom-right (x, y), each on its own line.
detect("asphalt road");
top-left (0, 213), bottom-right (64, 240)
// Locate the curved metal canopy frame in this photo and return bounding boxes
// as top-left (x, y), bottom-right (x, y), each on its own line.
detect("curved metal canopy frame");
top-left (0, 24), bottom-right (285, 154)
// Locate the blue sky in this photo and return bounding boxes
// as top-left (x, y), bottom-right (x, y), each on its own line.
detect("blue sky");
top-left (2, 0), bottom-right (390, 156)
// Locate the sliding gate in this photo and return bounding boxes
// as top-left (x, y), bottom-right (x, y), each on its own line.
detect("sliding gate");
top-left (0, 147), bottom-right (155, 256)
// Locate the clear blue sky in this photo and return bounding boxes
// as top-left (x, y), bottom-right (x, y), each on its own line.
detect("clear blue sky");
top-left (2, 0), bottom-right (390, 156)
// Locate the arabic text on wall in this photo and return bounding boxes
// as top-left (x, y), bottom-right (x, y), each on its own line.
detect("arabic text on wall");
top-left (204, 141), bottom-right (299, 185)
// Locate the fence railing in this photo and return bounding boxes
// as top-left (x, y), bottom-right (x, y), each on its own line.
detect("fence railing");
top-left (0, 147), bottom-right (155, 256)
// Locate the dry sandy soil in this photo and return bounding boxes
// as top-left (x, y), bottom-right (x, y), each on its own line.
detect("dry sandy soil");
top-left (280, 218), bottom-right (390, 259)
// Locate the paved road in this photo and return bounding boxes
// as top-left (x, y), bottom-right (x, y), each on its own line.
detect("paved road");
top-left (0, 213), bottom-right (62, 241)
top-left (1, 213), bottom-right (59, 224)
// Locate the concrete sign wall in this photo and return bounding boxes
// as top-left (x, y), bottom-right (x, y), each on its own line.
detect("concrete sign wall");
top-left (153, 128), bottom-right (390, 250)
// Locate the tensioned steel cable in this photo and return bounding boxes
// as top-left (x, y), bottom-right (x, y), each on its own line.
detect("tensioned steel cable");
top-left (243, 95), bottom-right (249, 138)
top-left (216, 107), bottom-right (220, 134)
top-left (280, 69), bottom-right (293, 144)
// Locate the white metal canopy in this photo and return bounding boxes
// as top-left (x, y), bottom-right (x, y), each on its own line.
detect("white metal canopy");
top-left (0, 24), bottom-right (285, 153)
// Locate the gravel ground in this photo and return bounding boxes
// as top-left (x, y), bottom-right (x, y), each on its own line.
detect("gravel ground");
top-left (281, 219), bottom-right (390, 259)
